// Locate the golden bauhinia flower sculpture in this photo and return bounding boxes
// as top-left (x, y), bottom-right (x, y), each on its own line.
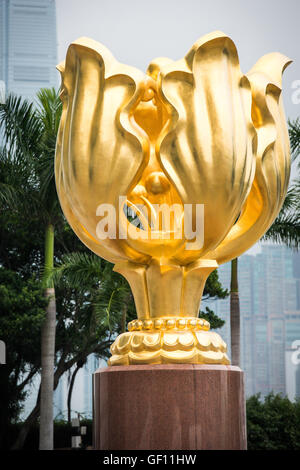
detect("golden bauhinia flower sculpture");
top-left (55, 31), bottom-right (291, 365)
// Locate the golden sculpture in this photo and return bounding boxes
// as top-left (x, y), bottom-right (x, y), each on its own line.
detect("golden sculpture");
top-left (55, 31), bottom-right (291, 365)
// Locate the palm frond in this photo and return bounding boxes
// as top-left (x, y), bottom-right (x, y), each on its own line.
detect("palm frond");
top-left (288, 118), bottom-right (300, 162)
top-left (0, 147), bottom-right (35, 210)
top-left (36, 87), bottom-right (62, 138)
top-left (0, 182), bottom-right (20, 209)
top-left (92, 284), bottom-right (130, 333)
top-left (50, 252), bottom-right (103, 289)
top-left (280, 185), bottom-right (299, 212)
top-left (263, 213), bottom-right (300, 249)
top-left (34, 88), bottom-right (62, 214)
top-left (264, 140), bottom-right (300, 249)
top-left (0, 93), bottom-right (41, 156)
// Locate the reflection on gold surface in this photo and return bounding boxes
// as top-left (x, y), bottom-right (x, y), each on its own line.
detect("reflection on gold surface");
top-left (55, 32), bottom-right (291, 365)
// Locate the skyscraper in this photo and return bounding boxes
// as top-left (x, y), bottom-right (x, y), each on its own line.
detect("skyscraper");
top-left (0, 0), bottom-right (57, 100)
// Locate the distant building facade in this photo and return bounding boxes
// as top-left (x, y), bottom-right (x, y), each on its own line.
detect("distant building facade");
top-left (0, 0), bottom-right (57, 100)
top-left (206, 245), bottom-right (300, 399)
top-left (53, 354), bottom-right (102, 420)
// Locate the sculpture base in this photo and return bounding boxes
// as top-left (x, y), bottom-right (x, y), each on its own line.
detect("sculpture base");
top-left (93, 364), bottom-right (247, 450)
top-left (109, 327), bottom-right (230, 365)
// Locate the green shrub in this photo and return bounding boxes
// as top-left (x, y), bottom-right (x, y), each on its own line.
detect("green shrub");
top-left (246, 393), bottom-right (300, 450)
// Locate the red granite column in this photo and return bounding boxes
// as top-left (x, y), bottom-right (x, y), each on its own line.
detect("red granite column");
top-left (93, 364), bottom-right (247, 450)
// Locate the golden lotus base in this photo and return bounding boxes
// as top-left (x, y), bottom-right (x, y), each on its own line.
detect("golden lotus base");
top-left (108, 320), bottom-right (230, 365)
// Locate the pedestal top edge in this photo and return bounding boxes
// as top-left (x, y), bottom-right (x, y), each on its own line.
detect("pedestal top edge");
top-left (94, 364), bottom-right (242, 374)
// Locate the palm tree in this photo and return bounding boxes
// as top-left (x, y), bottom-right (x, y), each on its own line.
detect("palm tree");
top-left (0, 89), bottom-right (62, 450)
top-left (35, 88), bottom-right (62, 451)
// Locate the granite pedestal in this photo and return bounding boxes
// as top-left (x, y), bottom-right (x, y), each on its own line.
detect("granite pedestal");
top-left (93, 364), bottom-right (246, 450)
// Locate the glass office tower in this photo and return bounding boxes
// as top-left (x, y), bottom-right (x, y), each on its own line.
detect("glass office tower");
top-left (0, 0), bottom-right (57, 100)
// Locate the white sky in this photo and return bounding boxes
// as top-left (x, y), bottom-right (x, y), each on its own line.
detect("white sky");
top-left (56, 0), bottom-right (300, 121)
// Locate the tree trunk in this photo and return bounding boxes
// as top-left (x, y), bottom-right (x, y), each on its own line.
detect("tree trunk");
top-left (39, 223), bottom-right (56, 450)
top-left (230, 258), bottom-right (240, 367)
top-left (67, 364), bottom-right (81, 424)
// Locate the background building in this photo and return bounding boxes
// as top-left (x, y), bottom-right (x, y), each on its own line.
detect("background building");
top-left (53, 354), bottom-right (102, 420)
top-left (0, 0), bottom-right (58, 100)
top-left (207, 245), bottom-right (300, 400)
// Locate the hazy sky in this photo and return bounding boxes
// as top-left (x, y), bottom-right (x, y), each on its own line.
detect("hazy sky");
top-left (56, 0), bottom-right (300, 121)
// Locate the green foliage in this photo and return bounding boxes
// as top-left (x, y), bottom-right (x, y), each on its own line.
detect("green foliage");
top-left (288, 117), bottom-right (300, 160)
top-left (263, 119), bottom-right (300, 248)
top-left (0, 89), bottom-right (63, 224)
top-left (36, 87), bottom-right (62, 138)
top-left (203, 269), bottom-right (229, 300)
top-left (200, 306), bottom-right (225, 330)
top-left (0, 268), bottom-right (47, 423)
top-left (263, 180), bottom-right (300, 248)
top-left (264, 212), bottom-right (300, 248)
top-left (0, 94), bottom-right (41, 156)
top-left (50, 252), bottom-right (103, 289)
top-left (0, 148), bottom-right (28, 209)
top-left (34, 88), bottom-right (62, 217)
top-left (0, 269), bottom-right (47, 357)
top-left (200, 270), bottom-right (228, 329)
top-left (52, 253), bottom-right (134, 338)
top-left (247, 393), bottom-right (300, 450)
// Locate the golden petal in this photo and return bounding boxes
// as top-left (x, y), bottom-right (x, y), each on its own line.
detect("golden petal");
top-left (210, 53), bottom-right (291, 264)
top-left (55, 37), bottom-right (149, 263)
top-left (116, 332), bottom-right (132, 354)
top-left (108, 354), bottom-right (129, 366)
top-left (178, 332), bottom-right (195, 348)
top-left (158, 31), bottom-right (255, 262)
top-left (198, 350), bottom-right (226, 364)
top-left (128, 350), bottom-right (162, 364)
top-left (209, 332), bottom-right (222, 351)
top-left (162, 332), bottom-right (179, 349)
top-left (143, 333), bottom-right (161, 349)
top-left (131, 333), bottom-right (145, 351)
top-left (160, 349), bottom-right (198, 363)
top-left (195, 331), bottom-right (212, 350)
top-left (110, 341), bottom-right (117, 355)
